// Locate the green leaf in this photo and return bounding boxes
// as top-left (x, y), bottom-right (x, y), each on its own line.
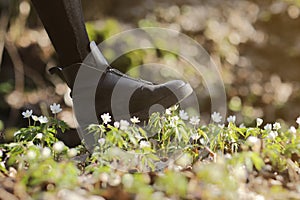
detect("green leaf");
top-left (250, 152), bottom-right (265, 171)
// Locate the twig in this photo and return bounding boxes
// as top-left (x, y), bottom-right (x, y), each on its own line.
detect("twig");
top-left (24, 64), bottom-right (47, 88)
top-left (0, 0), bottom-right (10, 69)
top-left (4, 35), bottom-right (25, 127)
top-left (4, 36), bottom-right (24, 93)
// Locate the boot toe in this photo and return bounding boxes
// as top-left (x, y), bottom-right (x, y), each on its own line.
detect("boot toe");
top-left (161, 80), bottom-right (193, 103)
top-left (129, 79), bottom-right (193, 121)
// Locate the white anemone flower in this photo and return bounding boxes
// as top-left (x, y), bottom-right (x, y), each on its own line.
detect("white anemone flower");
top-left (165, 108), bottom-right (172, 115)
top-left (170, 116), bottom-right (179, 127)
top-left (296, 117), bottom-right (300, 126)
top-left (179, 110), bottom-right (189, 120)
top-left (264, 123), bottom-right (272, 131)
top-left (31, 115), bottom-right (39, 121)
top-left (41, 147), bottom-right (51, 159)
top-left (130, 116), bottom-right (140, 124)
top-left (101, 113), bottom-right (111, 124)
top-left (98, 138), bottom-right (106, 145)
top-left (267, 131), bottom-right (278, 140)
top-left (190, 133), bottom-right (200, 140)
top-left (227, 115), bottom-right (236, 123)
top-left (273, 122), bottom-right (281, 130)
top-left (246, 136), bottom-right (259, 145)
top-left (289, 126), bottom-right (297, 134)
top-left (36, 133), bottom-right (43, 139)
top-left (22, 110), bottom-right (33, 118)
top-left (50, 103), bottom-right (62, 114)
top-left (38, 116), bottom-right (48, 124)
top-left (27, 141), bottom-right (34, 147)
top-left (27, 150), bottom-right (37, 160)
top-left (189, 116), bottom-right (200, 126)
top-left (120, 120), bottom-right (130, 131)
top-left (67, 148), bottom-right (77, 157)
top-left (218, 124), bottom-right (225, 129)
top-left (211, 112), bottom-right (222, 123)
top-left (53, 141), bottom-right (65, 153)
top-left (139, 141), bottom-right (151, 149)
top-left (239, 123), bottom-right (245, 128)
top-left (169, 105), bottom-right (179, 111)
top-left (114, 121), bottom-right (120, 128)
top-left (256, 118), bottom-right (263, 127)
top-left (199, 138), bottom-right (206, 145)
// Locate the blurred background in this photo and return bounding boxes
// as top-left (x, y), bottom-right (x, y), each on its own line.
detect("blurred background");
top-left (1, 0), bottom-right (300, 141)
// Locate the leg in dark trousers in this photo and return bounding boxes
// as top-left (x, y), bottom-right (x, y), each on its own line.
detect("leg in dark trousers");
top-left (31, 0), bottom-right (90, 67)
top-left (31, 0), bottom-right (89, 147)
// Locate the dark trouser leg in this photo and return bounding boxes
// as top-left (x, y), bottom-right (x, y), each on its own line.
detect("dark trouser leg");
top-left (31, 0), bottom-right (90, 67)
top-left (31, 0), bottom-right (90, 147)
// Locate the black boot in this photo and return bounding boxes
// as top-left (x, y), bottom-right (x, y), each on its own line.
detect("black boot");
top-left (49, 48), bottom-right (193, 122)
top-left (31, 0), bottom-right (193, 146)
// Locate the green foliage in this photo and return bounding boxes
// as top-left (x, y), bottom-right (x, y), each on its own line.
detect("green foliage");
top-left (0, 105), bottom-right (300, 199)
top-left (22, 160), bottom-right (79, 189)
top-left (155, 171), bottom-right (188, 197)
